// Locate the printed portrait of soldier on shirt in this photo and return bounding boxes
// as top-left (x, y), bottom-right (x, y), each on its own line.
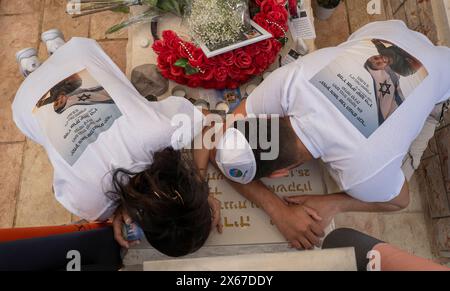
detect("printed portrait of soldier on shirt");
top-left (32, 69), bottom-right (122, 166)
top-left (36, 71), bottom-right (114, 114)
top-left (310, 38), bottom-right (428, 138)
top-left (364, 39), bottom-right (427, 126)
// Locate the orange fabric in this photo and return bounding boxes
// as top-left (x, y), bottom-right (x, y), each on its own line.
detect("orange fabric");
top-left (0, 223), bottom-right (111, 243)
top-left (374, 243), bottom-right (450, 271)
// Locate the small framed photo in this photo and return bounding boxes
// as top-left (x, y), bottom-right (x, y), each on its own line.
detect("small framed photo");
top-left (200, 20), bottom-right (273, 58)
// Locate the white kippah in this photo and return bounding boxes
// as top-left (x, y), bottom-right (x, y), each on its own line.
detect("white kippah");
top-left (215, 128), bottom-right (256, 185)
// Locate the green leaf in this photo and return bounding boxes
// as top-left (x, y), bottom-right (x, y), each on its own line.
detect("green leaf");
top-left (111, 6), bottom-right (130, 14)
top-left (106, 10), bottom-right (158, 34)
top-left (174, 58), bottom-right (189, 68)
top-left (278, 37), bottom-right (288, 46)
top-left (185, 64), bottom-right (199, 76)
top-left (106, 23), bottom-right (128, 34)
top-left (157, 0), bottom-right (182, 16)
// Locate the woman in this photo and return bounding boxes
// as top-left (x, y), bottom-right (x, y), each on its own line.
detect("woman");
top-left (13, 37), bottom-right (221, 258)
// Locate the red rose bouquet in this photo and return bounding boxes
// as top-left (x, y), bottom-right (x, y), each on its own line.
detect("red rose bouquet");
top-left (152, 0), bottom-right (288, 89)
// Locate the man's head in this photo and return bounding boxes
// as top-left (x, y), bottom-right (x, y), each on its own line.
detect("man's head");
top-left (215, 117), bottom-right (304, 184)
top-left (37, 74), bottom-right (83, 110)
top-left (111, 148), bottom-right (211, 257)
top-left (366, 55), bottom-right (392, 71)
top-left (53, 94), bottom-right (69, 114)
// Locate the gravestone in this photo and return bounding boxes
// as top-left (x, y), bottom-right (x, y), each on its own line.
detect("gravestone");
top-left (123, 161), bottom-right (335, 267)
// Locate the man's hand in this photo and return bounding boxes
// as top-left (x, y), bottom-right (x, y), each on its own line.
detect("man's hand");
top-left (271, 204), bottom-right (325, 250)
top-left (284, 195), bottom-right (341, 230)
top-left (208, 195), bottom-right (223, 234)
top-left (112, 206), bottom-right (141, 249)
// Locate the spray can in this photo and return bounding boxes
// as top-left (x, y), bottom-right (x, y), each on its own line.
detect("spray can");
top-left (41, 29), bottom-right (66, 56)
top-left (16, 48), bottom-right (41, 77)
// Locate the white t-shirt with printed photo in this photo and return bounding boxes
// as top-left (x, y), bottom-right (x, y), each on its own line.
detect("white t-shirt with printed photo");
top-left (13, 38), bottom-right (203, 221)
top-left (247, 20), bottom-right (450, 202)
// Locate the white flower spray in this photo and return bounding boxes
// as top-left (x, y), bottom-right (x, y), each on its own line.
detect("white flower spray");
top-left (187, 0), bottom-right (247, 49)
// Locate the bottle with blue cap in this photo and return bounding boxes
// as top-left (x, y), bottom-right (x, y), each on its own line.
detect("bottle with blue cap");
top-left (122, 222), bottom-right (145, 242)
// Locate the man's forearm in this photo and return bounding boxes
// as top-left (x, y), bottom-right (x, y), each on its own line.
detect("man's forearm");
top-left (331, 193), bottom-right (407, 214)
top-left (329, 180), bottom-right (410, 214)
top-left (228, 180), bottom-right (286, 218)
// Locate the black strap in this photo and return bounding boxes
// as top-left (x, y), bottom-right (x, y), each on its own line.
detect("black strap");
top-left (323, 228), bottom-right (384, 272)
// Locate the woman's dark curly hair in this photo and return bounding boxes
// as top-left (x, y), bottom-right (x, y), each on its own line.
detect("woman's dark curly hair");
top-left (110, 147), bottom-right (211, 257)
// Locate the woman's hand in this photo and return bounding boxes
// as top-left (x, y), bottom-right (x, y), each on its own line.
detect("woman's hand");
top-left (112, 206), bottom-right (141, 249)
top-left (208, 195), bottom-right (223, 234)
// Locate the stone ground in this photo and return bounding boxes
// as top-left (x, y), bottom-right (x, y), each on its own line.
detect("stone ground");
top-left (0, 0), bottom-right (448, 264)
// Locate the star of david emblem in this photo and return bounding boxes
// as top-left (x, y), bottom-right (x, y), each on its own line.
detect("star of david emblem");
top-left (78, 93), bottom-right (91, 102)
top-left (379, 80), bottom-right (392, 98)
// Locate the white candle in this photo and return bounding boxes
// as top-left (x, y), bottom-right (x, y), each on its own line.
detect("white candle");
top-left (139, 38), bottom-right (150, 48)
top-left (215, 102), bottom-right (230, 113)
top-left (194, 99), bottom-right (210, 110)
top-left (173, 90), bottom-right (186, 97)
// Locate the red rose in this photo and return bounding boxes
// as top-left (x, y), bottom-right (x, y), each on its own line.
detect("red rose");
top-left (257, 39), bottom-right (273, 53)
top-left (228, 65), bottom-right (242, 80)
top-left (214, 66), bottom-right (229, 82)
top-left (271, 38), bottom-right (282, 51)
top-left (187, 79), bottom-right (202, 88)
top-left (267, 10), bottom-right (287, 24)
top-left (152, 40), bottom-right (165, 54)
top-left (269, 23), bottom-right (288, 38)
top-left (242, 66), bottom-right (256, 75)
top-left (226, 81), bottom-right (240, 89)
top-left (245, 44), bottom-right (261, 57)
top-left (218, 52), bottom-right (236, 67)
top-left (253, 14), bottom-right (273, 33)
top-left (203, 81), bottom-right (217, 89)
top-left (200, 66), bottom-right (214, 81)
top-left (178, 42), bottom-right (196, 59)
top-left (260, 0), bottom-right (277, 14)
top-left (235, 50), bottom-right (252, 68)
top-left (162, 30), bottom-right (181, 52)
top-left (255, 52), bottom-right (270, 67)
top-left (189, 48), bottom-right (206, 68)
top-left (254, 66), bottom-right (266, 75)
top-left (162, 30), bottom-right (178, 41)
top-left (158, 52), bottom-right (177, 66)
top-left (157, 65), bottom-right (170, 78)
top-left (255, 0), bottom-right (283, 7)
top-left (170, 64), bottom-right (184, 77)
top-left (157, 54), bottom-right (168, 66)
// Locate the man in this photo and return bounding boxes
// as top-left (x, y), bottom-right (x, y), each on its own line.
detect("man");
top-left (364, 39), bottom-right (424, 125)
top-left (365, 54), bottom-right (405, 125)
top-left (205, 21), bottom-right (450, 249)
top-left (371, 38), bottom-right (423, 77)
top-left (13, 37), bottom-right (222, 257)
top-left (36, 73), bottom-right (115, 114)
